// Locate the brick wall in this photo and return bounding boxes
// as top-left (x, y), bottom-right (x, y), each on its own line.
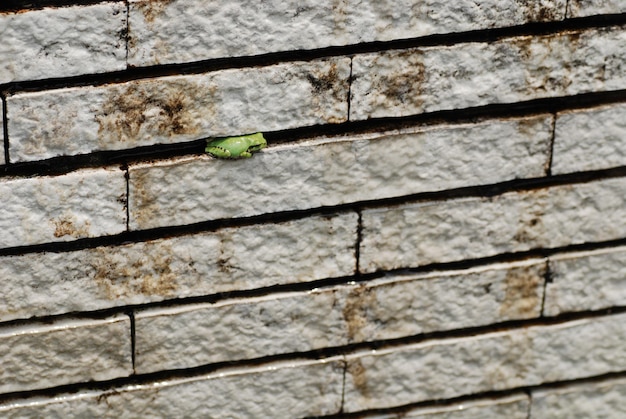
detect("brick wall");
top-left (0, 1), bottom-right (625, 417)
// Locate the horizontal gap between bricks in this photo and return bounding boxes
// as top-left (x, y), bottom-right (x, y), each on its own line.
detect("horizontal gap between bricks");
top-left (0, 307), bottom-right (624, 406)
top-left (0, 0), bottom-right (103, 13)
top-left (1, 14), bottom-right (625, 94)
top-left (0, 165), bottom-right (625, 258)
top-left (2, 89), bottom-right (626, 177)
top-left (0, 234), bottom-right (625, 330)
top-left (320, 371), bottom-right (626, 419)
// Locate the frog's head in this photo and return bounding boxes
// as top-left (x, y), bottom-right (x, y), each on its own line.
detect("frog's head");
top-left (246, 132), bottom-right (267, 151)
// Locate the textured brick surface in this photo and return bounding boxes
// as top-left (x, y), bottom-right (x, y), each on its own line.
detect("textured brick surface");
top-left (531, 377), bottom-right (626, 417)
top-left (0, 213), bottom-right (356, 322)
top-left (0, 315), bottom-right (131, 394)
top-left (552, 103), bottom-right (626, 174)
top-left (0, 3), bottom-right (126, 83)
top-left (544, 246), bottom-right (626, 316)
top-left (0, 167), bottom-right (126, 248)
top-left (360, 177), bottom-right (626, 272)
top-left (567, 0), bottom-right (626, 17)
top-left (371, 394), bottom-right (530, 419)
top-left (351, 27), bottom-right (626, 120)
top-left (129, 116), bottom-right (551, 230)
top-left (128, 0), bottom-right (566, 67)
top-left (7, 58), bottom-right (349, 162)
top-left (343, 312), bottom-right (626, 412)
top-left (0, 359), bottom-right (344, 418)
top-left (134, 259), bottom-right (545, 373)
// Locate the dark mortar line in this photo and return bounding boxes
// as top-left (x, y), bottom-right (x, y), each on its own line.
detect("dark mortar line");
top-left (346, 57), bottom-right (353, 122)
top-left (354, 210), bottom-right (362, 278)
top-left (125, 309), bottom-right (136, 374)
top-left (2, 89), bottom-right (626, 179)
top-left (0, 0), bottom-right (104, 13)
top-left (339, 360), bottom-right (348, 415)
top-left (122, 163), bottom-right (130, 231)
top-left (2, 14), bottom-right (626, 94)
top-left (540, 260), bottom-right (554, 317)
top-left (525, 388), bottom-right (534, 419)
top-left (311, 371), bottom-right (626, 419)
top-left (547, 112), bottom-right (557, 176)
top-left (1, 94), bottom-right (9, 167)
top-left (1, 310), bottom-right (625, 407)
top-left (565, 0), bottom-right (571, 19)
top-left (0, 167), bottom-right (625, 258)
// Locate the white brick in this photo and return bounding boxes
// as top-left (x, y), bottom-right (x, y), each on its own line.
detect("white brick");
top-left (0, 359), bottom-right (344, 418)
top-left (0, 167), bottom-right (126, 248)
top-left (0, 213), bottom-right (356, 322)
top-left (552, 103), bottom-right (626, 174)
top-left (531, 377), bottom-right (626, 418)
top-left (343, 312), bottom-right (626, 412)
top-left (0, 100), bottom-right (4, 166)
top-left (360, 177), bottom-right (626, 272)
top-left (544, 246), bottom-right (626, 316)
top-left (134, 259), bottom-right (544, 373)
top-left (128, 0), bottom-right (565, 67)
top-left (129, 116), bottom-right (551, 230)
top-left (7, 59), bottom-right (349, 162)
top-left (568, 0), bottom-right (626, 17)
top-left (371, 394), bottom-right (529, 419)
top-left (351, 27), bottom-right (626, 120)
top-left (0, 3), bottom-right (126, 83)
top-left (0, 315), bottom-right (131, 394)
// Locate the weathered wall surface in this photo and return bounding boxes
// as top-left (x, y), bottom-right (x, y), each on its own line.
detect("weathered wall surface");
top-left (0, 1), bottom-right (625, 417)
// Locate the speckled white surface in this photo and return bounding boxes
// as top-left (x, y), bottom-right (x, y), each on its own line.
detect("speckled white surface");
top-left (0, 3), bottom-right (126, 83)
top-left (0, 315), bottom-right (131, 394)
top-left (127, 0), bottom-right (566, 66)
top-left (0, 167), bottom-right (126, 248)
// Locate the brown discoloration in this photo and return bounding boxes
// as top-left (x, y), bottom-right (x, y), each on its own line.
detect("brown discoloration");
top-left (514, 189), bottom-right (549, 245)
top-left (95, 80), bottom-right (203, 147)
top-left (134, 0), bottom-right (175, 23)
top-left (342, 285), bottom-right (376, 343)
top-left (377, 50), bottom-right (426, 111)
top-left (523, 3), bottom-right (559, 22)
top-left (307, 61), bottom-right (348, 124)
top-left (51, 216), bottom-right (91, 238)
top-left (347, 359), bottom-right (370, 397)
top-left (499, 263), bottom-right (545, 319)
top-left (90, 242), bottom-right (179, 300)
top-left (128, 167), bottom-right (159, 230)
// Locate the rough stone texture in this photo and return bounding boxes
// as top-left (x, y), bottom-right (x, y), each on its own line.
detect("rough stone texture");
top-left (127, 0), bottom-right (566, 67)
top-left (129, 116), bottom-right (551, 230)
top-left (531, 377), bottom-right (626, 418)
top-left (544, 246), bottom-right (626, 316)
top-left (0, 359), bottom-right (344, 418)
top-left (351, 27), bottom-right (626, 120)
top-left (0, 315), bottom-right (131, 394)
top-left (567, 0), bottom-right (626, 17)
top-left (0, 213), bottom-right (356, 322)
top-left (360, 177), bottom-right (626, 272)
top-left (0, 167), bottom-right (126, 248)
top-left (343, 312), bottom-right (626, 412)
top-left (7, 58), bottom-right (349, 162)
top-left (134, 259), bottom-right (545, 373)
top-left (0, 3), bottom-right (127, 84)
top-left (371, 394), bottom-right (530, 419)
top-left (552, 103), bottom-right (626, 174)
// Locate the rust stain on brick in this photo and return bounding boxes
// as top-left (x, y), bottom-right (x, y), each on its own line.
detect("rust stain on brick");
top-left (522, 3), bottom-right (559, 22)
top-left (129, 167), bottom-right (159, 229)
top-left (514, 189), bottom-right (549, 245)
top-left (307, 61), bottom-right (348, 124)
top-left (90, 243), bottom-right (179, 300)
top-left (499, 263), bottom-right (544, 319)
top-left (134, 0), bottom-right (175, 23)
top-left (95, 80), bottom-right (204, 147)
top-left (376, 50), bottom-right (426, 111)
top-left (347, 359), bottom-right (370, 398)
top-left (342, 285), bottom-right (376, 343)
top-left (51, 215), bottom-right (91, 238)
